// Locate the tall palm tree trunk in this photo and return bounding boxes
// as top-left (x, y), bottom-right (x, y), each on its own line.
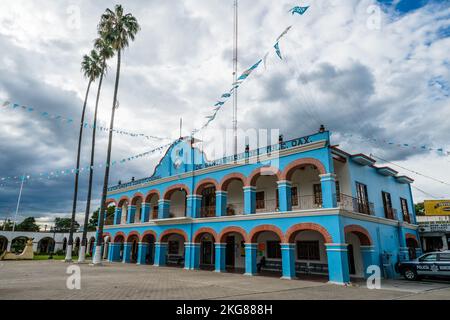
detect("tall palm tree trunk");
top-left (78, 66), bottom-right (105, 263)
top-left (65, 80), bottom-right (92, 262)
top-left (93, 50), bottom-right (121, 264)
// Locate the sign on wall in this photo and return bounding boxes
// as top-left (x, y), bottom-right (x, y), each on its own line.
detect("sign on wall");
top-left (424, 200), bottom-right (450, 216)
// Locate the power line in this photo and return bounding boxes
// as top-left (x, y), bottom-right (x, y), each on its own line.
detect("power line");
top-left (411, 185), bottom-right (442, 200)
top-left (370, 153), bottom-right (450, 187)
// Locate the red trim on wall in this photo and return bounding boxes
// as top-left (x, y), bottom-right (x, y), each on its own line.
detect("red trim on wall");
top-left (285, 223), bottom-right (332, 243)
top-left (219, 173), bottom-right (246, 191)
top-left (246, 167), bottom-right (282, 187)
top-left (281, 158), bottom-right (327, 180)
top-left (158, 228), bottom-right (188, 242)
top-left (248, 224), bottom-right (285, 243)
top-left (163, 184), bottom-right (190, 200)
top-left (344, 224), bottom-right (373, 246)
top-left (193, 227), bottom-right (218, 243)
top-left (194, 178), bottom-right (219, 195)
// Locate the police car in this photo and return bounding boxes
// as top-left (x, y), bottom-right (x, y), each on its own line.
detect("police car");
top-left (396, 250), bottom-right (450, 281)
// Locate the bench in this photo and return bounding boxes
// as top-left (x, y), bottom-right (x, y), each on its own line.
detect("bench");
top-left (260, 259), bottom-right (282, 272)
top-left (259, 260), bottom-right (329, 275)
top-left (166, 255), bottom-right (184, 266)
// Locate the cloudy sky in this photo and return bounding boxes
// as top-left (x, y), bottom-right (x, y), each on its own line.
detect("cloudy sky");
top-left (0, 0), bottom-right (449, 228)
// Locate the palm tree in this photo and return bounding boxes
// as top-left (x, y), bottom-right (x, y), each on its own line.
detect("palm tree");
top-left (78, 40), bottom-right (114, 263)
top-left (92, 5), bottom-right (140, 264)
top-left (65, 51), bottom-right (103, 262)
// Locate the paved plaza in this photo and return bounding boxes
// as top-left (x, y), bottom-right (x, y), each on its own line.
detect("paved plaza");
top-left (0, 260), bottom-right (449, 300)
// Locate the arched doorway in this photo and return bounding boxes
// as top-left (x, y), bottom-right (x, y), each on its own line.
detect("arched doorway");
top-left (194, 229), bottom-right (217, 270)
top-left (11, 236), bottom-right (28, 253)
top-left (406, 234), bottom-right (419, 259)
top-left (249, 226), bottom-right (284, 276)
top-left (286, 224), bottom-right (331, 279)
top-left (127, 234), bottom-right (140, 263)
top-left (141, 232), bottom-right (156, 264)
top-left (282, 158), bottom-right (327, 210)
top-left (218, 227), bottom-right (247, 272)
top-left (220, 174), bottom-right (245, 215)
top-left (160, 230), bottom-right (186, 267)
top-left (114, 234), bottom-right (125, 261)
top-left (0, 236), bottom-right (8, 254)
top-left (38, 237), bottom-right (55, 254)
top-left (105, 203), bottom-right (116, 225)
top-left (344, 225), bottom-right (373, 277)
top-left (131, 195), bottom-right (144, 223)
top-left (196, 180), bottom-right (218, 218)
top-left (145, 191), bottom-right (159, 220)
top-left (118, 198), bottom-right (129, 224)
top-left (165, 186), bottom-right (188, 218)
top-left (247, 168), bottom-right (281, 213)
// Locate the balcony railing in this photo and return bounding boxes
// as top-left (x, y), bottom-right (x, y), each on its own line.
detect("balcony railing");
top-left (200, 205), bottom-right (216, 218)
top-left (337, 194), bottom-right (375, 215)
top-left (384, 207), bottom-right (398, 220)
top-left (256, 199), bottom-right (279, 213)
top-left (226, 202), bottom-right (244, 216)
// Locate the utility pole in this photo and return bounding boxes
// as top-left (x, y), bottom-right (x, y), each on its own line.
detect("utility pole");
top-left (12, 174), bottom-right (25, 233)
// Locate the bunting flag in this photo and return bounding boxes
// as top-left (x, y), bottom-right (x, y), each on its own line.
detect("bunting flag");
top-left (289, 6), bottom-right (309, 15)
top-left (0, 142), bottom-right (174, 186)
top-left (276, 25), bottom-right (292, 41)
top-left (1, 100), bottom-right (169, 141)
top-left (337, 132), bottom-right (450, 157)
top-left (191, 5), bottom-right (311, 137)
top-left (274, 42), bottom-right (282, 59)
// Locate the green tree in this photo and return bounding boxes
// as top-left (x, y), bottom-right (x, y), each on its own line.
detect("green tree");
top-left (415, 202), bottom-right (425, 216)
top-left (16, 217), bottom-right (40, 232)
top-left (55, 217), bottom-right (80, 232)
top-left (80, 38), bottom-right (114, 257)
top-left (1, 219), bottom-right (13, 231)
top-left (66, 49), bottom-right (104, 261)
top-left (87, 205), bottom-right (115, 231)
top-left (94, 5), bottom-right (140, 263)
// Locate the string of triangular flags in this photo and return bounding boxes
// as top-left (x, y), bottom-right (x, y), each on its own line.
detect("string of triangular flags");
top-left (0, 141), bottom-right (175, 186)
top-left (0, 100), bottom-right (170, 141)
top-left (337, 132), bottom-right (450, 157)
top-left (190, 5), bottom-right (310, 136)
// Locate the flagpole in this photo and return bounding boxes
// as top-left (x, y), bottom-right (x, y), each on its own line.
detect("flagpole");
top-left (232, 0), bottom-right (238, 159)
top-left (12, 174), bottom-right (25, 232)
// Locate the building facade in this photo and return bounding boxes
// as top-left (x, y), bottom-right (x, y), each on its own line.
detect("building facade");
top-left (100, 129), bottom-right (421, 284)
top-left (417, 215), bottom-right (450, 252)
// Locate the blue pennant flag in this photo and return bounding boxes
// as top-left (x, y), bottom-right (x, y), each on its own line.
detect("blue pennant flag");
top-left (249, 59), bottom-right (262, 71)
top-left (214, 101), bottom-right (225, 106)
top-left (289, 6), bottom-right (309, 15)
top-left (274, 42), bottom-right (282, 60)
top-left (221, 93), bottom-right (231, 98)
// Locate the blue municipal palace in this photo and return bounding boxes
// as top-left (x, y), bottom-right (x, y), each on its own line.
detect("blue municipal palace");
top-left (100, 127), bottom-right (421, 284)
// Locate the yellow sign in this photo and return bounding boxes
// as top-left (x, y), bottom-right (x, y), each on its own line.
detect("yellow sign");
top-left (424, 200), bottom-right (450, 216)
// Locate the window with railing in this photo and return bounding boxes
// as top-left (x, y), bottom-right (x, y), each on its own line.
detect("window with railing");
top-left (382, 191), bottom-right (396, 220)
top-left (151, 205), bottom-right (158, 219)
top-left (400, 197), bottom-right (410, 223)
top-left (200, 186), bottom-right (216, 217)
top-left (256, 191), bottom-right (265, 209)
top-left (356, 182), bottom-right (370, 214)
top-left (296, 241), bottom-right (320, 260)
